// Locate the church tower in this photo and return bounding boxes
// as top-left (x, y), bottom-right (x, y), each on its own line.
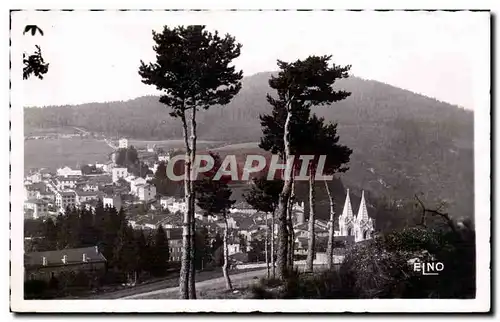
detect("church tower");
top-left (355, 190), bottom-right (374, 242)
top-left (339, 189), bottom-right (355, 237)
top-left (357, 190), bottom-right (369, 221)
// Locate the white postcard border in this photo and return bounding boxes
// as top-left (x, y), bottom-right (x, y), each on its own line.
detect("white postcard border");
top-left (7, 5), bottom-right (492, 313)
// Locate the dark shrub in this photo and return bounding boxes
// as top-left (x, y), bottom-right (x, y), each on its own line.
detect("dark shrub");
top-left (249, 284), bottom-right (276, 299)
top-left (282, 269), bottom-right (353, 299)
top-left (73, 271), bottom-right (90, 288)
top-left (251, 268), bottom-right (353, 299)
top-left (340, 225), bottom-right (476, 299)
top-left (259, 276), bottom-right (283, 288)
top-left (24, 279), bottom-right (48, 299)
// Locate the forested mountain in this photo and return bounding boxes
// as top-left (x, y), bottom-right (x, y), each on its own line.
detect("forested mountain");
top-left (24, 72), bottom-right (474, 223)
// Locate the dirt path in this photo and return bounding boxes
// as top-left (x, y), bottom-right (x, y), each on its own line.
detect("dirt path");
top-left (122, 269), bottom-right (266, 299)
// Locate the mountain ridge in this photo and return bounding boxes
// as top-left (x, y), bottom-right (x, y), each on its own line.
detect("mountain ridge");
top-left (24, 72), bottom-right (474, 223)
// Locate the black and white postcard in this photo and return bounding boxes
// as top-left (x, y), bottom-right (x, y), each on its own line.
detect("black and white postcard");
top-left (9, 7), bottom-right (491, 313)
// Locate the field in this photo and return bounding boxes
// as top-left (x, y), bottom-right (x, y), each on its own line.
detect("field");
top-left (209, 142), bottom-right (261, 151)
top-left (24, 138), bottom-right (114, 172)
top-left (24, 127), bottom-right (79, 136)
top-left (128, 139), bottom-right (222, 151)
top-left (23, 136), bottom-right (247, 173)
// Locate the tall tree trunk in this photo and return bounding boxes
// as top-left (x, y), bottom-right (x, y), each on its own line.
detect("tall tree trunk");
top-left (324, 180), bottom-right (336, 270)
top-left (222, 212), bottom-right (233, 290)
top-left (179, 114), bottom-right (191, 299)
top-left (188, 207), bottom-right (196, 299)
top-left (276, 109), bottom-right (293, 280)
top-left (271, 209), bottom-right (276, 278)
top-left (306, 171), bottom-right (316, 272)
top-left (287, 173), bottom-right (295, 270)
top-left (188, 107), bottom-right (197, 299)
top-left (265, 212), bottom-right (270, 279)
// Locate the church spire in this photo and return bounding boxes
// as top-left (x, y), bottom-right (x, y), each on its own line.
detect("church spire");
top-left (341, 188), bottom-right (354, 218)
top-left (357, 190), bottom-right (369, 220)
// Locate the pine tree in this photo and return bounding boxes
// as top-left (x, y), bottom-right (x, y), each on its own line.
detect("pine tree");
top-left (194, 152), bottom-right (236, 290)
top-left (212, 232), bottom-right (224, 266)
top-left (78, 205), bottom-right (95, 247)
top-left (154, 161), bottom-right (167, 180)
top-left (265, 55), bottom-right (351, 279)
top-left (94, 199), bottom-right (106, 249)
top-left (244, 177), bottom-right (283, 277)
top-left (112, 220), bottom-right (137, 281)
top-left (194, 228), bottom-right (210, 270)
top-left (151, 225), bottom-right (169, 277)
top-left (102, 206), bottom-right (121, 265)
top-left (139, 25), bottom-right (243, 299)
top-left (42, 217), bottom-right (58, 250)
top-left (134, 229), bottom-right (148, 280)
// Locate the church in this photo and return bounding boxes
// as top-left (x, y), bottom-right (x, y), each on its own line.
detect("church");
top-left (337, 189), bottom-right (374, 242)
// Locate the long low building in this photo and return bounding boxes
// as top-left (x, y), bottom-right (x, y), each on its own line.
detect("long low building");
top-left (24, 246), bottom-right (107, 282)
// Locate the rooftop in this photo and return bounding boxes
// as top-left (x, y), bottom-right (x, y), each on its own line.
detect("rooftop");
top-left (25, 182), bottom-right (47, 191)
top-left (58, 191), bottom-right (76, 196)
top-left (56, 175), bottom-right (82, 181)
top-left (25, 246), bottom-right (106, 268)
top-left (25, 199), bottom-right (48, 205)
top-left (75, 190), bottom-right (101, 197)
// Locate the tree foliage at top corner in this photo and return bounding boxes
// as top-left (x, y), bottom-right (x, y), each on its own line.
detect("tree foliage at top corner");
top-left (138, 25), bottom-right (244, 115)
top-left (23, 25), bottom-right (49, 80)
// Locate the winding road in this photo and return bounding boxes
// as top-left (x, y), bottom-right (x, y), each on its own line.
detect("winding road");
top-left (122, 269), bottom-right (266, 299)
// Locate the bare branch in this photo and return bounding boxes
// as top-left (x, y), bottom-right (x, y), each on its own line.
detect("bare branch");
top-left (414, 194), bottom-right (456, 234)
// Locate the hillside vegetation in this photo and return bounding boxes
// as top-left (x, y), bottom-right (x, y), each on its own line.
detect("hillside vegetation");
top-left (24, 72), bottom-right (474, 223)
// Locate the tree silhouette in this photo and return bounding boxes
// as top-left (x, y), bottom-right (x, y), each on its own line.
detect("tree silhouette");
top-left (23, 25), bottom-right (49, 80)
top-left (299, 115), bottom-right (352, 271)
top-left (266, 55), bottom-right (350, 279)
top-left (244, 177), bottom-right (283, 277)
top-left (150, 225), bottom-right (169, 277)
top-left (195, 152), bottom-right (236, 290)
top-left (259, 93), bottom-right (313, 269)
top-left (139, 25), bottom-right (243, 299)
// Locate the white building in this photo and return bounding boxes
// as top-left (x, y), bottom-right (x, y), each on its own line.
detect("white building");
top-left (112, 167), bottom-right (128, 183)
top-left (24, 199), bottom-right (50, 219)
top-left (158, 153), bottom-right (170, 163)
top-left (160, 197), bottom-right (186, 213)
top-left (229, 202), bottom-right (258, 215)
top-left (227, 243), bottom-right (241, 256)
top-left (147, 144), bottom-right (156, 153)
top-left (36, 190), bottom-right (54, 201)
top-left (56, 166), bottom-right (82, 177)
top-left (55, 191), bottom-right (76, 213)
top-left (24, 185), bottom-right (38, 201)
top-left (81, 182), bottom-right (99, 192)
top-left (55, 176), bottom-right (79, 190)
top-left (75, 190), bottom-right (100, 206)
top-left (94, 163), bottom-right (106, 170)
top-left (137, 184), bottom-right (156, 202)
top-left (338, 189), bottom-right (374, 242)
top-left (103, 195), bottom-right (122, 210)
top-left (26, 172), bottom-right (42, 183)
top-left (119, 138), bottom-right (128, 149)
top-left (102, 162), bottom-right (114, 174)
top-left (130, 177), bottom-right (147, 195)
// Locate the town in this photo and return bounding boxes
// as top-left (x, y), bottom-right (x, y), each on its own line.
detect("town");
top-left (23, 136), bottom-right (375, 298)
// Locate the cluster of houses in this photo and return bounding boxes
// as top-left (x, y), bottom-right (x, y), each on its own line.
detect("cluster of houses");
top-left (24, 137), bottom-right (375, 284)
top-left (23, 138), bottom-right (171, 219)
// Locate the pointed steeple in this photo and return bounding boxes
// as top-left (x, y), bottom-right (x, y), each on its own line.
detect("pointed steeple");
top-left (357, 190), bottom-right (369, 221)
top-left (341, 188), bottom-right (354, 218)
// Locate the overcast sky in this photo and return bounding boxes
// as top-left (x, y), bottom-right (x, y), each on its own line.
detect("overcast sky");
top-left (13, 10), bottom-right (489, 109)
